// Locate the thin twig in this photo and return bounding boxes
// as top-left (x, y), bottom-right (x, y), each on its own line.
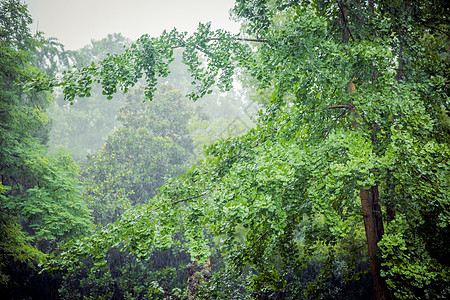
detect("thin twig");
top-left (171, 191), bottom-right (208, 205)
top-left (326, 104), bottom-right (352, 110)
top-left (310, 104), bottom-right (352, 113)
top-left (150, 191), bottom-right (208, 212)
top-left (324, 109), bottom-right (348, 138)
top-left (423, 24), bottom-right (450, 37)
top-left (233, 230), bottom-right (269, 265)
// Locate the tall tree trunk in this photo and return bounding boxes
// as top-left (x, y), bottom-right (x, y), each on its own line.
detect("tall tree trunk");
top-left (360, 186), bottom-right (392, 300)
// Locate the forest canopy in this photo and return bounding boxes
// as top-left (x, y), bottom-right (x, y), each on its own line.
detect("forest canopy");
top-left (1, 0), bottom-right (450, 299)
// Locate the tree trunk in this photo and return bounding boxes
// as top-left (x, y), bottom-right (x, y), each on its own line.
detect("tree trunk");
top-left (186, 259), bottom-right (211, 299)
top-left (360, 186), bottom-right (392, 300)
top-left (339, 3), bottom-right (392, 299)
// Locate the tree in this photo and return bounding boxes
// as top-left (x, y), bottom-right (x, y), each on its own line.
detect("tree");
top-left (0, 0), bottom-right (92, 296)
top-left (47, 34), bottom-right (131, 165)
top-left (39, 1), bottom-right (450, 299)
top-left (53, 84), bottom-right (205, 299)
top-left (84, 83), bottom-right (199, 225)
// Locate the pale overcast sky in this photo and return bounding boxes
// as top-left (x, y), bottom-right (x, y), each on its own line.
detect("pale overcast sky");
top-left (25, 0), bottom-right (241, 50)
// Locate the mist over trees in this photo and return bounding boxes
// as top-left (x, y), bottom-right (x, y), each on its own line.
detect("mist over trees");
top-left (1, 0), bottom-right (450, 299)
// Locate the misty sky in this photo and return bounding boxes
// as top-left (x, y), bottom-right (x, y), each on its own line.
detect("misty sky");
top-left (25, 0), bottom-right (241, 50)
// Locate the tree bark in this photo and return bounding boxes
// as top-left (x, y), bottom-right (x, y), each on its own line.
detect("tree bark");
top-left (360, 186), bottom-right (392, 300)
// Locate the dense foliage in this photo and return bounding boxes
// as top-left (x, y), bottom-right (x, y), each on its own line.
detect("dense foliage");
top-left (84, 84), bottom-right (199, 225)
top-left (0, 0), bottom-right (92, 296)
top-left (1, 0), bottom-right (449, 299)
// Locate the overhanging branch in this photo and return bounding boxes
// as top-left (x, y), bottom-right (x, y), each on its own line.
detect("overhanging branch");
top-left (150, 191), bottom-right (208, 212)
top-left (169, 36), bottom-right (267, 50)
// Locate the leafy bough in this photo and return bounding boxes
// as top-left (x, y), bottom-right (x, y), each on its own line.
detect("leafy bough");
top-left (43, 160), bottom-right (219, 272)
top-left (29, 23), bottom-right (265, 103)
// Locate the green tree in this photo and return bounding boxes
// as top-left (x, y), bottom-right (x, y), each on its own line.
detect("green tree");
top-left (40, 1), bottom-right (450, 299)
top-left (84, 83), bottom-right (199, 225)
top-left (0, 0), bottom-right (91, 295)
top-left (54, 84), bottom-right (202, 299)
top-left (47, 34), bottom-right (131, 165)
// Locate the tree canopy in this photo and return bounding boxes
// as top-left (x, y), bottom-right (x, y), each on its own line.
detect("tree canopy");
top-left (3, 0), bottom-right (450, 299)
top-left (0, 0), bottom-right (92, 292)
